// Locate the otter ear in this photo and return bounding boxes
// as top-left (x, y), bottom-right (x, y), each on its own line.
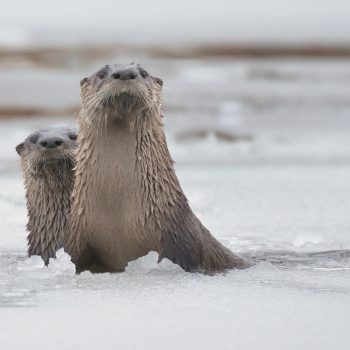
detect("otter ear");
top-left (16, 142), bottom-right (25, 156)
top-left (153, 77), bottom-right (163, 87)
top-left (80, 77), bottom-right (89, 87)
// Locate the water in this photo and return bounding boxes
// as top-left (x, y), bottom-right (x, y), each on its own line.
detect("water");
top-left (1, 57), bottom-right (350, 349)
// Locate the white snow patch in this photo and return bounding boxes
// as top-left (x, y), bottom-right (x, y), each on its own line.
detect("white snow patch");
top-left (126, 251), bottom-right (183, 273)
top-left (17, 249), bottom-right (75, 275)
top-left (293, 234), bottom-right (324, 248)
top-left (47, 249), bottom-right (76, 275)
top-left (17, 255), bottom-right (45, 270)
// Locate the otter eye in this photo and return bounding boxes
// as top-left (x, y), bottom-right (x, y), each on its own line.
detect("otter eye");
top-left (80, 77), bottom-right (88, 87)
top-left (140, 70), bottom-right (148, 78)
top-left (69, 133), bottom-right (77, 141)
top-left (29, 134), bottom-right (39, 144)
top-left (98, 71), bottom-right (106, 79)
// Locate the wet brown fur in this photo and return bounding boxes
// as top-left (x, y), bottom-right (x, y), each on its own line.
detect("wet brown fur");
top-left (65, 64), bottom-right (250, 272)
top-left (17, 129), bottom-right (77, 264)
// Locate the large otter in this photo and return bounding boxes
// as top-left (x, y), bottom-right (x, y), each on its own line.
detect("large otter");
top-left (16, 127), bottom-right (78, 265)
top-left (65, 63), bottom-right (250, 272)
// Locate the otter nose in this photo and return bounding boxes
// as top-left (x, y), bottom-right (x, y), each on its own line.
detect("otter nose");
top-left (112, 67), bottom-right (138, 80)
top-left (39, 137), bottom-right (64, 149)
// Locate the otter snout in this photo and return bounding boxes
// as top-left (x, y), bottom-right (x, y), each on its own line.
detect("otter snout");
top-left (112, 67), bottom-right (138, 80)
top-left (39, 136), bottom-right (64, 149)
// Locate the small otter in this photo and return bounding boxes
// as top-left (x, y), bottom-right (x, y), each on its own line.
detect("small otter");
top-left (65, 63), bottom-right (250, 273)
top-left (16, 127), bottom-right (78, 265)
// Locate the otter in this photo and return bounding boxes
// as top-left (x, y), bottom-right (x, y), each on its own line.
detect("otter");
top-left (65, 63), bottom-right (250, 273)
top-left (16, 127), bottom-right (78, 265)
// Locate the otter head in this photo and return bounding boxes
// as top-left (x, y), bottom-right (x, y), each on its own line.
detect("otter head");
top-left (16, 127), bottom-right (78, 176)
top-left (80, 63), bottom-right (163, 127)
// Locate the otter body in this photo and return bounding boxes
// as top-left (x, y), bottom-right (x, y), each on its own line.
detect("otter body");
top-left (71, 126), bottom-right (153, 270)
top-left (66, 63), bottom-right (250, 272)
top-left (16, 128), bottom-right (78, 264)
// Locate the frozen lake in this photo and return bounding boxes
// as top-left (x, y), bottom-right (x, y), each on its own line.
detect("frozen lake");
top-left (1, 57), bottom-right (350, 349)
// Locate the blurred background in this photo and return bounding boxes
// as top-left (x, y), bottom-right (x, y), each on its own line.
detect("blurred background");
top-left (1, 0), bottom-right (350, 253)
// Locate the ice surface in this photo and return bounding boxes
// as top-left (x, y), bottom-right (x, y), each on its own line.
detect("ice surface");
top-left (2, 160), bottom-right (350, 350)
top-left (1, 58), bottom-right (350, 349)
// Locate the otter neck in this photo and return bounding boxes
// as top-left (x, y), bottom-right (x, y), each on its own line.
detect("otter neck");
top-left (24, 162), bottom-right (74, 264)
